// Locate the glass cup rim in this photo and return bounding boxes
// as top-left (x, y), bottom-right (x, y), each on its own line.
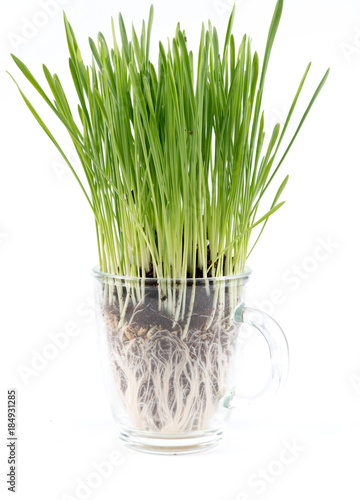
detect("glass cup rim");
top-left (92, 265), bottom-right (252, 283)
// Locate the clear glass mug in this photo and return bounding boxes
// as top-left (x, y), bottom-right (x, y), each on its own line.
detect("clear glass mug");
top-left (93, 267), bottom-right (289, 454)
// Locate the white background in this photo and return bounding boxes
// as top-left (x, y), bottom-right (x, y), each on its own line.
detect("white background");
top-left (1, 0), bottom-right (360, 499)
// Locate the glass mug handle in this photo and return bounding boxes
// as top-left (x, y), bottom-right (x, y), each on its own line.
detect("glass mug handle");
top-left (224, 304), bottom-right (289, 409)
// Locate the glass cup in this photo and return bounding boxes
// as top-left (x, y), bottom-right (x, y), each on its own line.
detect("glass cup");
top-left (93, 266), bottom-right (289, 454)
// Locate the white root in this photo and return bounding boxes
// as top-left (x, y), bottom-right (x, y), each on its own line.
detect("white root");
top-left (108, 320), bottom-right (236, 433)
top-left (100, 281), bottom-right (242, 434)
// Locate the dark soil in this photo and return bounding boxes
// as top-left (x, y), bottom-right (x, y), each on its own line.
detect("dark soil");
top-left (101, 267), bottom-right (239, 374)
top-left (104, 274), bottom-right (233, 338)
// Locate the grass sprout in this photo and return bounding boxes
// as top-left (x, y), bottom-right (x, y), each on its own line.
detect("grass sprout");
top-left (9, 0), bottom-right (329, 279)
